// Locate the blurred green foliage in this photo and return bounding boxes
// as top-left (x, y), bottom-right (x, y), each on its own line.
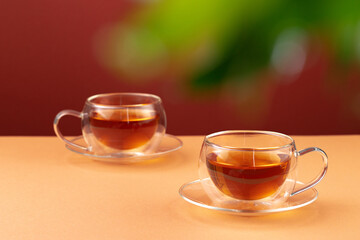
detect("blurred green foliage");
top-left (101, 0), bottom-right (360, 89)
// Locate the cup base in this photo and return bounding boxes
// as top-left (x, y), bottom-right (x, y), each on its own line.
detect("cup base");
top-left (64, 134), bottom-right (183, 163)
top-left (179, 178), bottom-right (318, 216)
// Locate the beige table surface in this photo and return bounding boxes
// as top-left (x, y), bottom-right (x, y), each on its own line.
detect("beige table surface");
top-left (0, 135), bottom-right (359, 239)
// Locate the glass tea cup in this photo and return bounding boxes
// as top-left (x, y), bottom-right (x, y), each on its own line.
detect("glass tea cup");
top-left (54, 93), bottom-right (166, 157)
top-left (199, 130), bottom-right (328, 208)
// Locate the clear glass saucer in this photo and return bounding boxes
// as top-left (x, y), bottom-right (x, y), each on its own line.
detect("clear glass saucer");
top-left (179, 178), bottom-right (318, 216)
top-left (65, 134), bottom-right (183, 163)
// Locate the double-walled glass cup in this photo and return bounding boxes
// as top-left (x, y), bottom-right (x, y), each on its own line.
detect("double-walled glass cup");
top-left (199, 130), bottom-right (328, 208)
top-left (54, 93), bottom-right (166, 157)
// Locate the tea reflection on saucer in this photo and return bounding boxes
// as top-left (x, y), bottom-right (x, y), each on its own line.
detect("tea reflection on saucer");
top-left (65, 134), bottom-right (183, 163)
top-left (179, 178), bottom-right (318, 216)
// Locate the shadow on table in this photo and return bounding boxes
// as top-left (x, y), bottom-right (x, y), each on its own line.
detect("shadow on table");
top-left (64, 150), bottom-right (188, 173)
top-left (171, 197), bottom-right (335, 229)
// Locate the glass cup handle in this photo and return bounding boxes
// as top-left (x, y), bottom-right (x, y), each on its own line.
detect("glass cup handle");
top-left (53, 110), bottom-right (88, 151)
top-left (291, 147), bottom-right (328, 196)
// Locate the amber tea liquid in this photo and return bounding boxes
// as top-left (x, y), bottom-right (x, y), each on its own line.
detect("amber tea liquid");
top-left (206, 151), bottom-right (291, 200)
top-left (89, 109), bottom-right (159, 150)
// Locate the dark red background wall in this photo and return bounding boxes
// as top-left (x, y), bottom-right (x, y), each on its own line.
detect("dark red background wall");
top-left (1, 0), bottom-right (359, 136)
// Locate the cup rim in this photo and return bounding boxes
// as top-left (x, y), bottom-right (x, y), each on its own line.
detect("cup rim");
top-left (204, 130), bottom-right (295, 151)
top-left (85, 92), bottom-right (162, 108)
